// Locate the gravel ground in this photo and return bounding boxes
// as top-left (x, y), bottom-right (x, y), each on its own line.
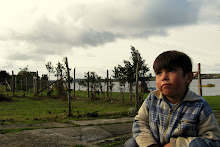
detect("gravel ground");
top-left (0, 117), bottom-right (133, 147)
top-left (0, 113), bottom-right (220, 147)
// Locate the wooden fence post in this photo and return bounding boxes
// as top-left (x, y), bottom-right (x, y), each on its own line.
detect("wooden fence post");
top-left (87, 72), bottom-right (90, 98)
top-left (36, 71), bottom-right (39, 94)
top-left (198, 63), bottom-right (202, 96)
top-left (15, 77), bottom-right (17, 92)
top-left (26, 77), bottom-right (28, 94)
top-left (21, 77), bottom-right (23, 91)
top-left (107, 70), bottom-right (109, 98)
top-left (74, 68), bottom-right (76, 98)
top-left (12, 71), bottom-right (15, 96)
top-left (33, 77), bottom-right (35, 94)
top-left (65, 57), bottom-right (72, 117)
top-left (135, 63), bottom-right (139, 113)
top-left (40, 79), bottom-right (42, 96)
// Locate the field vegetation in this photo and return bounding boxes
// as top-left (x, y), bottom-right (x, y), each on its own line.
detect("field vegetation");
top-left (0, 84), bottom-right (149, 125)
top-left (1, 47), bottom-right (220, 126)
top-left (0, 83), bottom-right (220, 125)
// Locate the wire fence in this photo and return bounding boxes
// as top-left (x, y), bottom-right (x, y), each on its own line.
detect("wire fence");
top-left (1, 68), bottom-right (151, 101)
top-left (3, 76), bottom-right (48, 95)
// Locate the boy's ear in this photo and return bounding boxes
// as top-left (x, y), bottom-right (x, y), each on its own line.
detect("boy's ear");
top-left (185, 72), bottom-right (193, 85)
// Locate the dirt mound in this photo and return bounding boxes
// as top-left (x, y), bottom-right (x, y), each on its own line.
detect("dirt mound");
top-left (0, 94), bottom-right (12, 101)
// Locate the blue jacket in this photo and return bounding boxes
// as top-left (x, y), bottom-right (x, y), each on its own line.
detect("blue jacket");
top-left (132, 90), bottom-right (220, 147)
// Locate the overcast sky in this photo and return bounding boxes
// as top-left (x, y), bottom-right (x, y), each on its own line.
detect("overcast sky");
top-left (0, 0), bottom-right (220, 79)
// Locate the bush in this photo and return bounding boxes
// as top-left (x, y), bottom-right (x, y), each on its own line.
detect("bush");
top-left (0, 94), bottom-right (12, 101)
top-left (85, 111), bottom-right (99, 118)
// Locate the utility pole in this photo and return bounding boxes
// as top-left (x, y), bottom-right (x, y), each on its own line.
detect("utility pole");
top-left (74, 68), bottom-right (76, 98)
top-left (12, 71), bottom-right (15, 96)
top-left (107, 70), bottom-right (109, 98)
top-left (65, 57), bottom-right (72, 117)
top-left (198, 63), bottom-right (202, 96)
top-left (36, 71), bottom-right (39, 94)
top-left (135, 62), bottom-right (139, 113)
top-left (87, 72), bottom-right (90, 98)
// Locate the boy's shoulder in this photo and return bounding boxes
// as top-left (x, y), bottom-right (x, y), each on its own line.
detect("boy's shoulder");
top-left (151, 90), bottom-right (162, 98)
top-left (149, 89), bottom-right (213, 115)
top-left (150, 89), bottom-right (202, 102)
top-left (147, 89), bottom-right (211, 109)
top-left (182, 90), bottom-right (201, 102)
top-left (149, 90), bottom-right (210, 109)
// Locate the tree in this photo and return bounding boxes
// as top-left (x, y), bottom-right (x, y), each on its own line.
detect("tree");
top-left (52, 58), bottom-right (74, 99)
top-left (124, 60), bottom-right (135, 101)
top-left (0, 70), bottom-right (11, 101)
top-left (113, 65), bottom-right (127, 102)
top-left (79, 72), bottom-right (103, 99)
top-left (64, 57), bottom-right (72, 117)
top-left (41, 74), bottom-right (49, 92)
top-left (54, 61), bottom-right (66, 98)
top-left (55, 62), bottom-right (65, 80)
top-left (18, 65), bottom-right (29, 77)
top-left (108, 78), bottom-right (114, 98)
top-left (17, 65), bottom-right (29, 92)
top-left (44, 59), bottom-right (72, 98)
top-left (0, 70), bottom-right (10, 83)
top-left (113, 46), bottom-right (150, 102)
top-left (89, 72), bottom-right (99, 99)
top-left (63, 58), bottom-right (73, 84)
top-left (45, 61), bottom-right (54, 81)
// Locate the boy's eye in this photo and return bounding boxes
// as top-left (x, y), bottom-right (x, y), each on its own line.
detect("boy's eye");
top-left (168, 69), bottom-right (175, 72)
top-left (156, 71), bottom-right (162, 75)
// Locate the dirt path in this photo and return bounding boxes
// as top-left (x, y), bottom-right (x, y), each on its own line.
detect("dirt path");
top-left (0, 113), bottom-right (220, 147)
top-left (0, 117), bottom-right (133, 147)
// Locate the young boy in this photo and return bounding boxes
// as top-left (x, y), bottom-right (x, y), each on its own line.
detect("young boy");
top-left (125, 50), bottom-right (220, 147)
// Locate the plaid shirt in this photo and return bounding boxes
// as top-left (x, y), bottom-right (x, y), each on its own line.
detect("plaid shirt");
top-left (133, 89), bottom-right (218, 146)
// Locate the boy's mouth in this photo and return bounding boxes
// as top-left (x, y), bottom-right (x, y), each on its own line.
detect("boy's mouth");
top-left (162, 83), bottom-right (171, 88)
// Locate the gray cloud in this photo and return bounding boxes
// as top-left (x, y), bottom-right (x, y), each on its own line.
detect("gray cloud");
top-left (8, 51), bottom-right (45, 62)
top-left (198, 0), bottom-right (220, 23)
top-left (5, 0), bottom-right (216, 58)
top-left (142, 0), bottom-right (200, 27)
top-left (12, 16), bottom-right (118, 52)
top-left (8, 53), bottom-right (33, 61)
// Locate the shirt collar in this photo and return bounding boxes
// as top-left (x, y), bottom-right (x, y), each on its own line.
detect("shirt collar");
top-left (152, 89), bottom-right (201, 102)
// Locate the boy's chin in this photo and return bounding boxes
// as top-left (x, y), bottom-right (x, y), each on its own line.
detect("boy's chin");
top-left (161, 90), bottom-right (173, 95)
top-left (161, 91), bottom-right (176, 98)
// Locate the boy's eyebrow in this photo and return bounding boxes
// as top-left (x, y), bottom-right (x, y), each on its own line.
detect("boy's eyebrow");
top-left (155, 67), bottom-right (177, 71)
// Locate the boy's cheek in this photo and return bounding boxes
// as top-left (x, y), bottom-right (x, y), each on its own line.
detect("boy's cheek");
top-left (156, 81), bottom-right (161, 90)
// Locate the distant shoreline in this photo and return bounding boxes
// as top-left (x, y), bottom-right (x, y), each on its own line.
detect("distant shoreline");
top-left (149, 74), bottom-right (220, 81)
top-left (70, 77), bottom-right (220, 82)
top-left (149, 77), bottom-right (220, 81)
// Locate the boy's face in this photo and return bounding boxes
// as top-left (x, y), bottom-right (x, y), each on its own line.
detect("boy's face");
top-left (155, 67), bottom-right (193, 103)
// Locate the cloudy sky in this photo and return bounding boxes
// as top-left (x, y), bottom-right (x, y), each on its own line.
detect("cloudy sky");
top-left (0, 0), bottom-right (219, 79)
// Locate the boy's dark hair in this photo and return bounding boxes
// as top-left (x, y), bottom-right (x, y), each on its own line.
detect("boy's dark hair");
top-left (153, 50), bottom-right (192, 76)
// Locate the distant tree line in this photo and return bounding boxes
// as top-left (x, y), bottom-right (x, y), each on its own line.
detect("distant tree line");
top-left (77, 46), bottom-right (152, 102)
top-left (0, 46), bottom-right (152, 103)
top-left (113, 46), bottom-right (151, 103)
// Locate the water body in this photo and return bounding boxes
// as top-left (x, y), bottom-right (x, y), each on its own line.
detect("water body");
top-left (148, 79), bottom-right (220, 96)
top-left (72, 79), bottom-right (220, 96)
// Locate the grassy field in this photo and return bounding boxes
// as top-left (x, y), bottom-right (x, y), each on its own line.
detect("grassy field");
top-left (0, 87), bottom-right (149, 124)
top-left (0, 85), bottom-right (220, 125)
top-left (203, 96), bottom-right (220, 113)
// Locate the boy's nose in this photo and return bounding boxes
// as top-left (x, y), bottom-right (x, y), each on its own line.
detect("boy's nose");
top-left (161, 72), bottom-right (169, 81)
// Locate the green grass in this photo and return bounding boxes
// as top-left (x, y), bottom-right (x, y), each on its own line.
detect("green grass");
top-left (73, 145), bottom-right (86, 147)
top-left (1, 84), bottom-right (220, 125)
top-left (0, 89), bottom-right (138, 124)
top-left (97, 137), bottom-right (128, 147)
top-left (0, 97), bottom-right (67, 124)
top-left (0, 128), bottom-right (37, 134)
top-left (204, 96), bottom-right (220, 112)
